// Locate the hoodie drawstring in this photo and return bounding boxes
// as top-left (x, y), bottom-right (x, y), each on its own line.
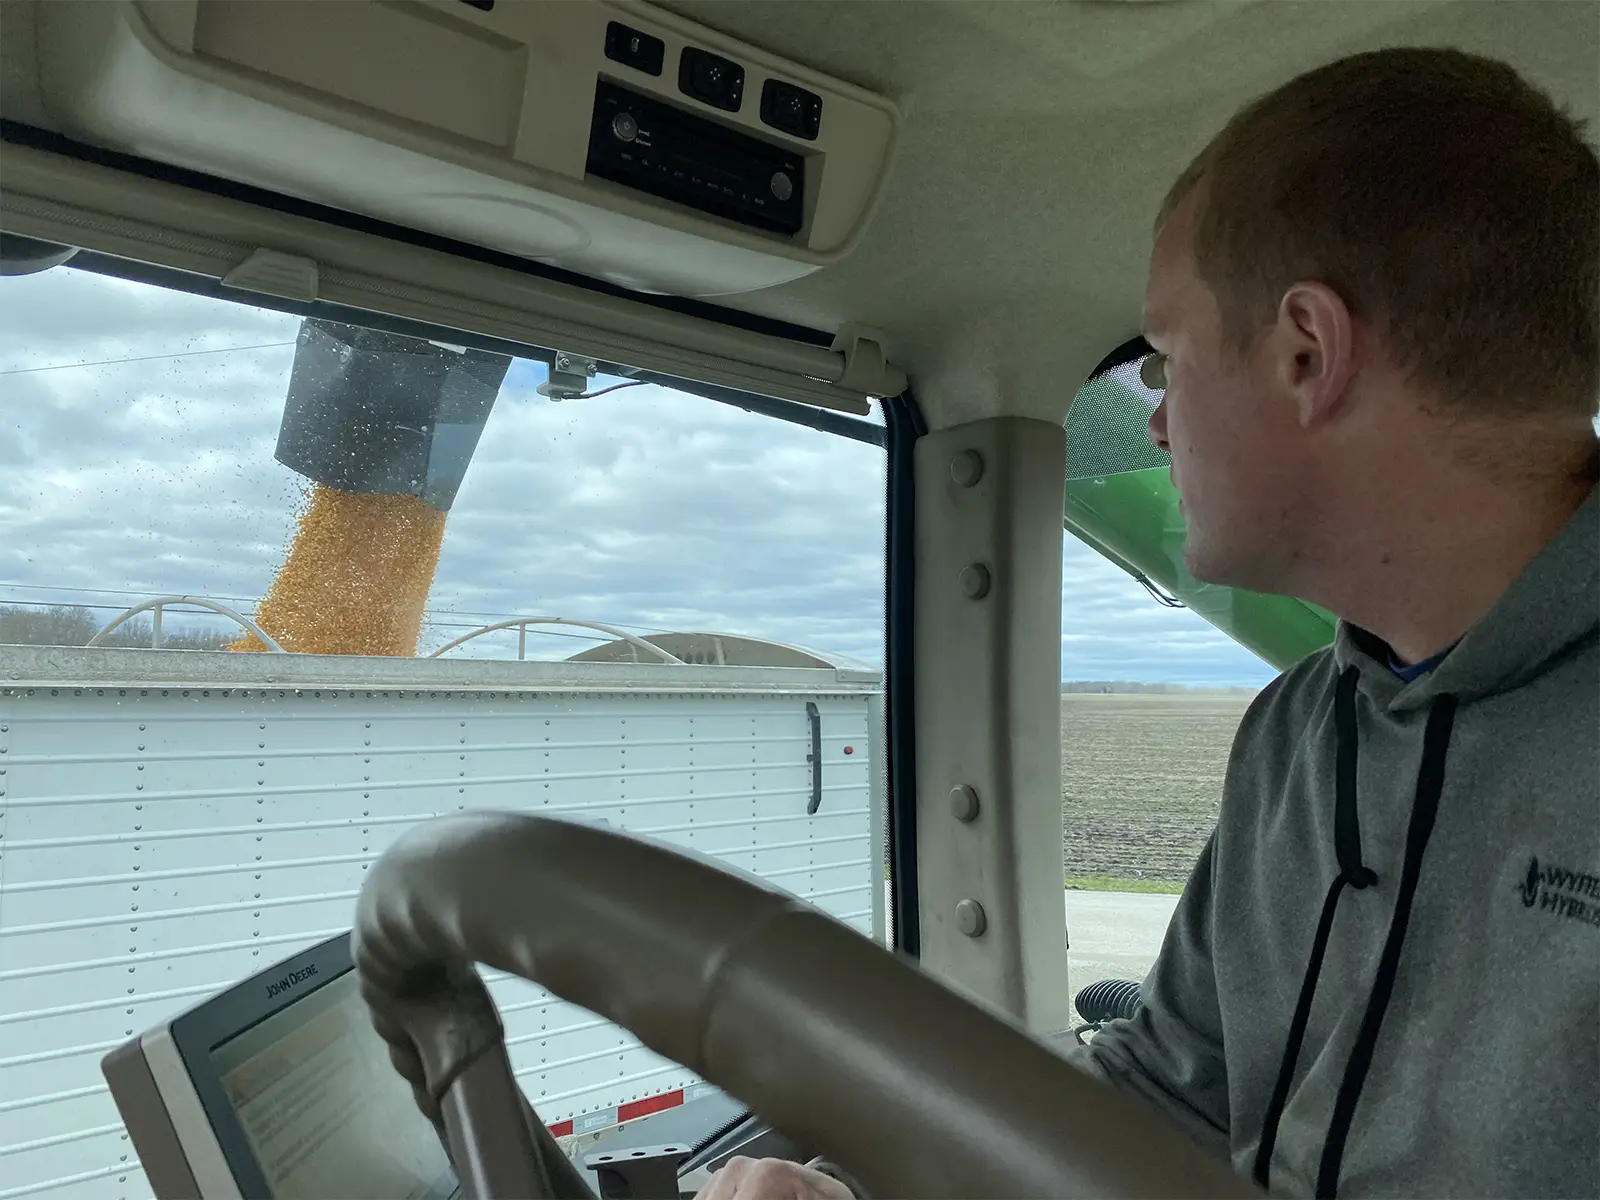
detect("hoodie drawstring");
top-left (1252, 668), bottom-right (1376, 1188)
top-left (1253, 666), bottom-right (1459, 1197)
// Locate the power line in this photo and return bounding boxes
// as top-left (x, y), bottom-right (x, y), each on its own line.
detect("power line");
top-left (0, 340), bottom-right (297, 376)
top-left (0, 579), bottom-right (671, 635)
top-left (0, 581), bottom-right (261, 604)
top-left (0, 595), bottom-right (623, 643)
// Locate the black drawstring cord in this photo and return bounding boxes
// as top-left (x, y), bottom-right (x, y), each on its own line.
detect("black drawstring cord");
top-left (1252, 664), bottom-right (1459, 1197)
top-left (1254, 666), bottom-right (1377, 1190)
top-left (1315, 693), bottom-right (1458, 1197)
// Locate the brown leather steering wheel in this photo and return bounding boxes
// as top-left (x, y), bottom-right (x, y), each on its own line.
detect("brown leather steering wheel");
top-left (353, 811), bottom-right (1253, 1198)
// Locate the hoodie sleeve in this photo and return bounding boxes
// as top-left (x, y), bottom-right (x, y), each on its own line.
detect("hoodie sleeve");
top-left (1056, 828), bottom-right (1232, 1159)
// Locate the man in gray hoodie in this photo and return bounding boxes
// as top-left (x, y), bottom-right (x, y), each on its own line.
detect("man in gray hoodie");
top-left (1087, 45), bottom-right (1600, 1199)
top-left (697, 45), bottom-right (1598, 1200)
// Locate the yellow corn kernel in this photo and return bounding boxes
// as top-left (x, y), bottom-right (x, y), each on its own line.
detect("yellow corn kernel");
top-left (230, 484), bottom-right (447, 657)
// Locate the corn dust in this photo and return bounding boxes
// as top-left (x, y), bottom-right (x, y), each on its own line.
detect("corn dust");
top-left (231, 484), bottom-right (447, 656)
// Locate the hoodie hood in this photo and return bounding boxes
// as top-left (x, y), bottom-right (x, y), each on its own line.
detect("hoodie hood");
top-left (1334, 480), bottom-right (1600, 712)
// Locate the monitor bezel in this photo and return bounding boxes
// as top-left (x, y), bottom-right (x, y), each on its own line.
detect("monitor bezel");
top-left (166, 930), bottom-right (357, 1199)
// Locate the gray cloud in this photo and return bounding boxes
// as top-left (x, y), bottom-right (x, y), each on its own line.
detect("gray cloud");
top-left (1, 264), bottom-right (1272, 685)
top-left (0, 267), bottom-right (290, 352)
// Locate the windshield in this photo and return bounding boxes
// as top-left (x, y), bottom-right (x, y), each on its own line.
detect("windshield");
top-left (1058, 351), bottom-right (1314, 1022)
top-left (0, 260), bottom-right (888, 1197)
top-left (0, 266), bottom-right (885, 664)
top-left (1063, 354), bottom-right (1337, 672)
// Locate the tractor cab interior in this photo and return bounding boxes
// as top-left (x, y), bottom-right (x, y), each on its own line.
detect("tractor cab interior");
top-left (0, 2), bottom-right (1594, 1197)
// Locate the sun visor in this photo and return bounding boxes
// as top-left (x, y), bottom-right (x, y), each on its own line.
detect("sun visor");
top-left (33, 0), bottom-right (900, 299)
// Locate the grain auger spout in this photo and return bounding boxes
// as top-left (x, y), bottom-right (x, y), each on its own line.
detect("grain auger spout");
top-left (232, 319), bottom-right (512, 656)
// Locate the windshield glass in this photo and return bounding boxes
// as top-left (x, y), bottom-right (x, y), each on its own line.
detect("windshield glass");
top-left (0, 266), bottom-right (885, 664)
top-left (1058, 352), bottom-right (1297, 1024)
top-left (1063, 355), bottom-right (1337, 672)
top-left (0, 260), bottom-right (887, 1197)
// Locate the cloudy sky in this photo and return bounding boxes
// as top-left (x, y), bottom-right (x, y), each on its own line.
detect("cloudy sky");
top-left (0, 265), bottom-right (1274, 687)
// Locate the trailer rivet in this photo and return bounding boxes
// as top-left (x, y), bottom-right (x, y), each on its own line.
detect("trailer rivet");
top-left (955, 898), bottom-right (987, 938)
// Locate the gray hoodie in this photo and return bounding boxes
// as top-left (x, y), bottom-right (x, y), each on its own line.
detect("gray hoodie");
top-left (1065, 482), bottom-right (1599, 1198)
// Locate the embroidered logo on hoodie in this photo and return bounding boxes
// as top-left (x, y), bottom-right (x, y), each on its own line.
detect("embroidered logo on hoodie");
top-left (1519, 856), bottom-right (1600, 927)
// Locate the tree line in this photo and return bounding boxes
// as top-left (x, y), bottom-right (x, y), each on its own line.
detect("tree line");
top-left (0, 604), bottom-right (235, 651)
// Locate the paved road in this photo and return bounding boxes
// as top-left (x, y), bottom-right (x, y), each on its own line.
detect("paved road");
top-left (1064, 890), bottom-right (1179, 1004)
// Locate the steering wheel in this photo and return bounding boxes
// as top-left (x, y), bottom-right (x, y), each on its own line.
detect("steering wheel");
top-left (353, 811), bottom-right (1253, 1198)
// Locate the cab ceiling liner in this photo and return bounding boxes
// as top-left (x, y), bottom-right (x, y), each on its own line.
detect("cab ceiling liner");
top-left (31, 0), bottom-right (901, 299)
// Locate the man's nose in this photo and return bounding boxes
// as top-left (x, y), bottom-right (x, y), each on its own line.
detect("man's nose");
top-left (1147, 396), bottom-right (1170, 452)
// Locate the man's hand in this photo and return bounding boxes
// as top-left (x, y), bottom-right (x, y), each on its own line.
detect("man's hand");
top-left (693, 1156), bottom-right (855, 1199)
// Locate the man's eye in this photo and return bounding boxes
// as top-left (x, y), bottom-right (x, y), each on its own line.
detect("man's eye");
top-left (1140, 352), bottom-right (1169, 391)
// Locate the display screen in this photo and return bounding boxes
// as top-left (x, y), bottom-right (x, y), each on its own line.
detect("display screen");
top-left (211, 971), bottom-right (458, 1200)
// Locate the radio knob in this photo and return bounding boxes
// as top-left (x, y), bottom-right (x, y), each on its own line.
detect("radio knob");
top-left (612, 112), bottom-right (639, 143)
top-left (770, 171), bottom-right (794, 202)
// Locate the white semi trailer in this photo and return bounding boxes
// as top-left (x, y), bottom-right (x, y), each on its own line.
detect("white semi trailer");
top-left (0, 637), bottom-right (886, 1200)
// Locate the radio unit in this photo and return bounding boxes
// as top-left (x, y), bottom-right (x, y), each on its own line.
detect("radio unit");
top-left (587, 79), bottom-right (805, 237)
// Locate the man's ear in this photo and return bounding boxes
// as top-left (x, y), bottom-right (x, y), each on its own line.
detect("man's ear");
top-left (1274, 282), bottom-right (1356, 428)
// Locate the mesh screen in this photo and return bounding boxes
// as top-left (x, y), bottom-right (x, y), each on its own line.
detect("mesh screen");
top-left (1065, 357), bottom-right (1169, 480)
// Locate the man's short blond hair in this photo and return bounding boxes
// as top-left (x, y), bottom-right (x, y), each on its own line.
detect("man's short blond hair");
top-left (1162, 47), bottom-right (1598, 419)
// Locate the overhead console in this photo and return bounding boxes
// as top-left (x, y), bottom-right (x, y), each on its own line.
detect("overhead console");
top-left (588, 78), bottom-right (806, 238)
top-left (32, 0), bottom-right (900, 297)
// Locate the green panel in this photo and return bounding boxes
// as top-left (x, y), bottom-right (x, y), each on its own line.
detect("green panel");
top-left (1064, 467), bottom-right (1336, 672)
top-left (1062, 364), bottom-right (1336, 672)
